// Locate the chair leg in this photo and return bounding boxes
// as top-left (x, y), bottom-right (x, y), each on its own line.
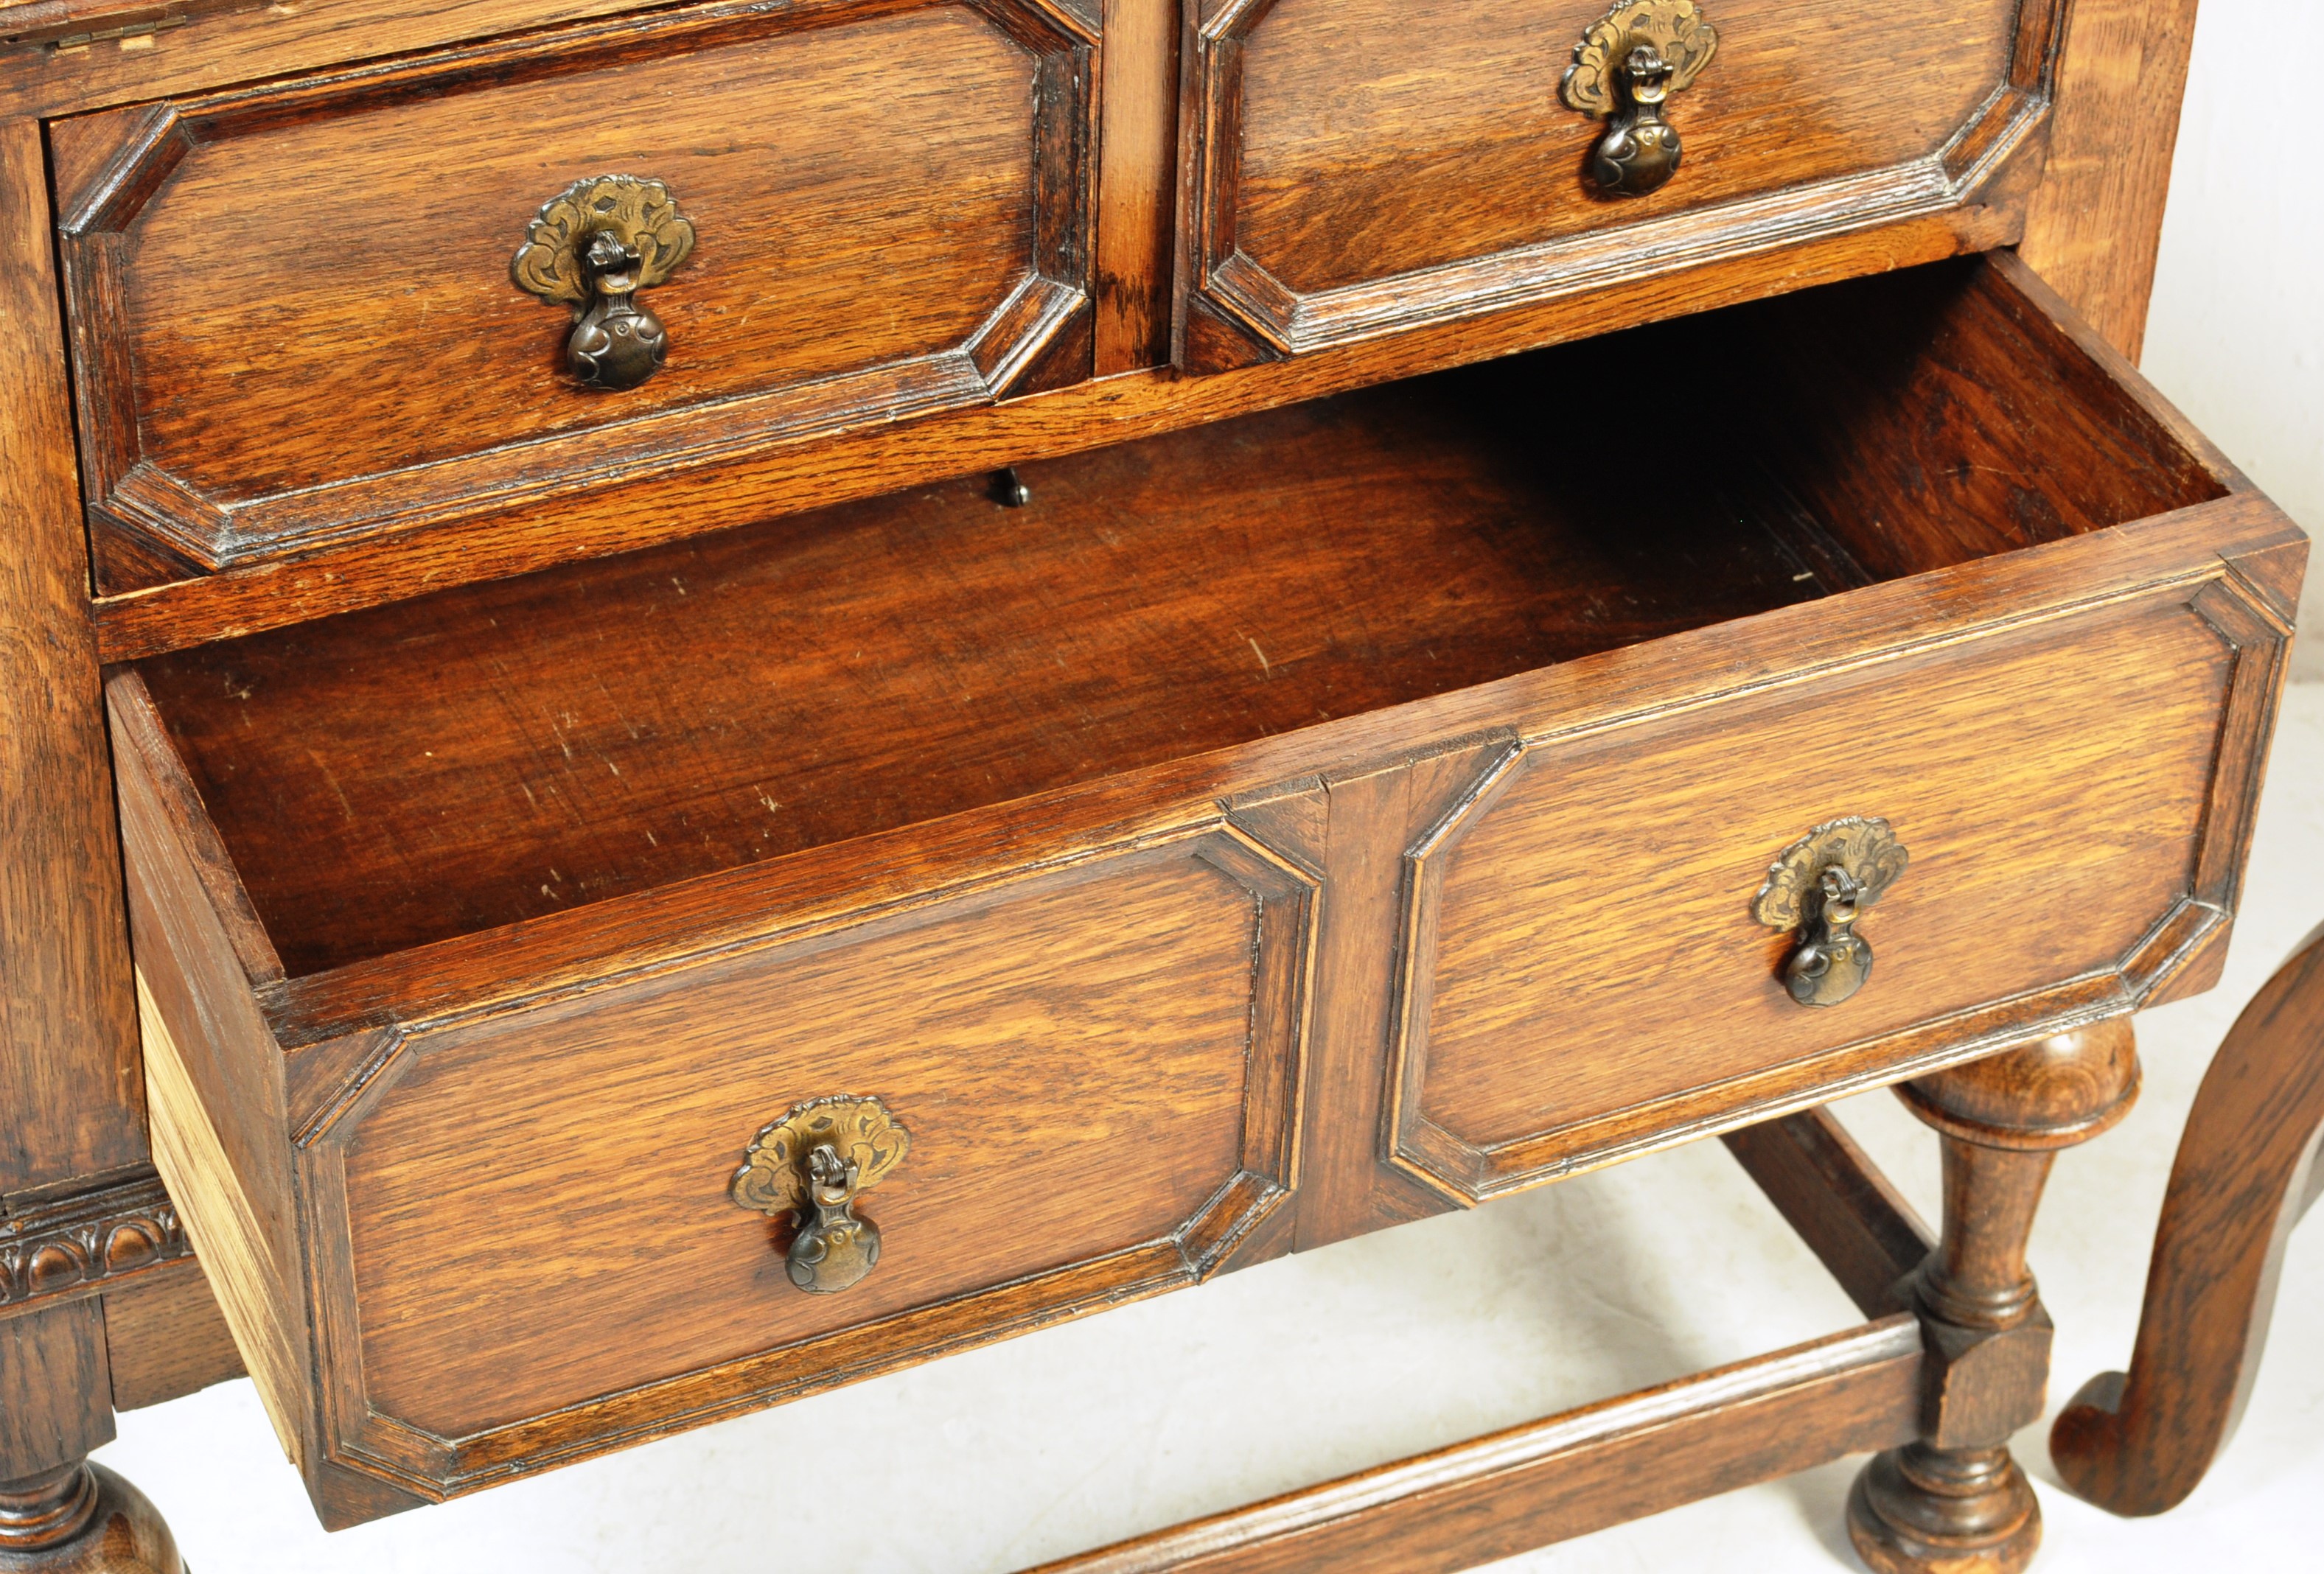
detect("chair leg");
top-left (2051, 923), bottom-right (2324, 1516)
top-left (0, 1302), bottom-right (182, 1573)
top-left (1847, 1021), bottom-right (2139, 1574)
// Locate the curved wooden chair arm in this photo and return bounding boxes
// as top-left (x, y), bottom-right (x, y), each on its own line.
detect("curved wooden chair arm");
top-left (2051, 920), bottom-right (2324, 1516)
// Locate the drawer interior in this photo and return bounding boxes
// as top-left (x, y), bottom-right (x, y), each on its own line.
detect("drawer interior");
top-left (128, 256), bottom-right (2224, 979)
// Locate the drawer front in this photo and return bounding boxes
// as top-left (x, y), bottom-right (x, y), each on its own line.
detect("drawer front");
top-left (1180, 0), bottom-right (2062, 369)
top-left (1389, 576), bottom-right (2281, 1200)
top-left (53, 0), bottom-right (1095, 591)
top-left (298, 826), bottom-right (1308, 1491)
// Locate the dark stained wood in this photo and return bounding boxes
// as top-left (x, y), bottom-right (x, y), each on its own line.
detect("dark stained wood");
top-left (1380, 256), bottom-right (2287, 1197)
top-left (1400, 594), bottom-right (2226, 1184)
top-left (2018, 0), bottom-right (2202, 359)
top-left (136, 341), bottom-right (1821, 975)
top-left (330, 838), bottom-right (1303, 1444)
top-left (1094, 0), bottom-right (1176, 373)
top-left (107, 676), bottom-right (327, 1482)
top-left (1848, 1024), bottom-right (2142, 1574)
top-left (0, 117), bottom-right (145, 1197)
top-left (1722, 1108), bottom-right (1935, 1318)
top-left (1704, 256), bottom-right (2225, 578)
top-left (0, 1168), bottom-right (191, 1315)
top-left (102, 1259), bottom-right (244, 1412)
top-left (0, 1301), bottom-right (113, 1480)
top-left (53, 0), bottom-right (1096, 590)
top-left (2051, 922), bottom-right (2324, 1516)
top-left (91, 206), bottom-right (2027, 661)
top-left (1028, 1317), bottom-right (1925, 1574)
top-left (103, 251), bottom-right (2307, 1536)
top-left (0, 0), bottom-right (240, 51)
top-left (0, 1), bottom-right (2269, 1563)
top-left (1181, 0), bottom-right (2062, 363)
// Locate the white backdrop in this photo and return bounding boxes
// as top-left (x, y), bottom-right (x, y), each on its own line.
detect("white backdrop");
top-left (88, 3), bottom-right (2323, 1570)
top-left (2143, 0), bottom-right (2323, 676)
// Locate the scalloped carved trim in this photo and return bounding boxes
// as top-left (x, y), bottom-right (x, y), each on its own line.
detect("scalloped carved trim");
top-left (0, 1169), bottom-right (189, 1312)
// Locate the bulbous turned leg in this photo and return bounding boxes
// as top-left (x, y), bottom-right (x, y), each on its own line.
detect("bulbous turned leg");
top-left (1847, 1021), bottom-right (2140, 1574)
top-left (0, 1462), bottom-right (181, 1573)
top-left (1, 1302), bottom-right (181, 1574)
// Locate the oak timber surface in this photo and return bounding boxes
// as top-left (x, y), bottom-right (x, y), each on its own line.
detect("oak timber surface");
top-left (111, 256), bottom-right (2306, 1517)
top-left (1230, 0), bottom-right (2016, 295)
top-left (134, 343), bottom-right (1821, 976)
top-left (344, 847), bottom-right (1258, 1435)
top-left (52, 0), bottom-right (1092, 587)
top-left (0, 117), bottom-right (145, 1192)
top-left (1414, 595), bottom-right (2229, 1146)
top-left (116, 9), bottom-right (1027, 494)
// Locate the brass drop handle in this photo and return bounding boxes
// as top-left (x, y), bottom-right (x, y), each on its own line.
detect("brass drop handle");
top-left (1560, 1), bottom-right (1720, 198)
top-left (730, 1094), bottom-right (910, 1295)
top-left (511, 175), bottom-right (697, 392)
top-left (1752, 817), bottom-right (1910, 1009)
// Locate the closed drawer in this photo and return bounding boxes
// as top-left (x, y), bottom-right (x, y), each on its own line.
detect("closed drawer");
top-left (53, 0), bottom-right (1095, 596)
top-left (113, 253), bottom-right (2302, 1522)
top-left (1179, 0), bottom-right (2064, 370)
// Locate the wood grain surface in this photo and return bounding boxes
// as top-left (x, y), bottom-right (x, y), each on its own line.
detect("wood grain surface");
top-left (53, 0), bottom-right (1095, 586)
top-left (2051, 921), bottom-right (2324, 1515)
top-left (1381, 256), bottom-right (2284, 1195)
top-left (1232, 0), bottom-right (2013, 295)
top-left (1181, 0), bottom-right (2062, 363)
top-left (110, 676), bottom-right (312, 1471)
top-left (1032, 1317), bottom-right (1924, 1574)
top-left (2017, 0), bottom-right (2202, 359)
top-left (91, 208), bottom-right (2020, 660)
top-left (1407, 590), bottom-right (2227, 1152)
top-left (1722, 1108), bottom-right (1935, 1318)
top-left (1095, 0), bottom-right (1176, 372)
top-left (0, 1299), bottom-right (113, 1480)
top-left (132, 347), bottom-right (1817, 976)
top-left (102, 1259), bottom-right (245, 1412)
top-left (332, 840), bottom-right (1283, 1436)
top-left (107, 256), bottom-right (2302, 1521)
top-left (0, 118), bottom-right (145, 1196)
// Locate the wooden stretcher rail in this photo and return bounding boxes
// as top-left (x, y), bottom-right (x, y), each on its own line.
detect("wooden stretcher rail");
top-left (1027, 1315), bottom-right (1925, 1574)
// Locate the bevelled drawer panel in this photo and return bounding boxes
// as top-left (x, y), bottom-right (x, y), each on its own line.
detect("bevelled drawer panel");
top-left (112, 253), bottom-right (2302, 1524)
top-left (330, 832), bottom-right (1305, 1449)
top-left (52, 0), bottom-right (1095, 594)
top-left (1179, 0), bottom-right (2062, 370)
top-left (1390, 588), bottom-right (2241, 1200)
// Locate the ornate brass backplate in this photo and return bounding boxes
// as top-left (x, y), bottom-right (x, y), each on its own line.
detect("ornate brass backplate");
top-left (1559, 1), bottom-right (1719, 197)
top-left (510, 175), bottom-right (697, 391)
top-left (1753, 817), bottom-right (1910, 1008)
top-left (730, 1095), bottom-right (910, 1295)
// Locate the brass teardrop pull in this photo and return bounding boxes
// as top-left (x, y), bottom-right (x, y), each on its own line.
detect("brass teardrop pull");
top-left (1752, 817), bottom-right (1909, 1008)
top-left (1559, 1), bottom-right (1720, 198)
top-left (729, 1095), bottom-right (910, 1295)
top-left (510, 175), bottom-right (697, 391)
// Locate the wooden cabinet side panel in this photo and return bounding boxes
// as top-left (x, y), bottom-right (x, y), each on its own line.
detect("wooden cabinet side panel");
top-left (0, 117), bottom-right (144, 1196)
top-left (106, 676), bottom-right (311, 1469)
top-left (102, 1259), bottom-right (246, 1412)
top-left (2018, 0), bottom-right (2202, 359)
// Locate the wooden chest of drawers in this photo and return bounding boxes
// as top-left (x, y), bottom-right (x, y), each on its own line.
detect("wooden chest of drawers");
top-left (110, 251), bottom-right (2303, 1527)
top-left (0, 1), bottom-right (2300, 1571)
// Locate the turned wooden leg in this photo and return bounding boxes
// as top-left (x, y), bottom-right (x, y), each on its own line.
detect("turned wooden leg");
top-left (0, 1304), bottom-right (181, 1573)
top-left (1847, 1021), bottom-right (2140, 1574)
top-left (2051, 923), bottom-right (2324, 1515)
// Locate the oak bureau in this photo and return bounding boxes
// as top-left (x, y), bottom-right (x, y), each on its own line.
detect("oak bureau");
top-left (0, 0), bottom-right (2302, 1570)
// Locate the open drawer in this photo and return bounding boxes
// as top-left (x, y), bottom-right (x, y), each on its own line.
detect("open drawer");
top-left (111, 252), bottom-right (2303, 1523)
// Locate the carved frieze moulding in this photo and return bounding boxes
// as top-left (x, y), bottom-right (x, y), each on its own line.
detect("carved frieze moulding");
top-left (0, 1169), bottom-right (189, 1312)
